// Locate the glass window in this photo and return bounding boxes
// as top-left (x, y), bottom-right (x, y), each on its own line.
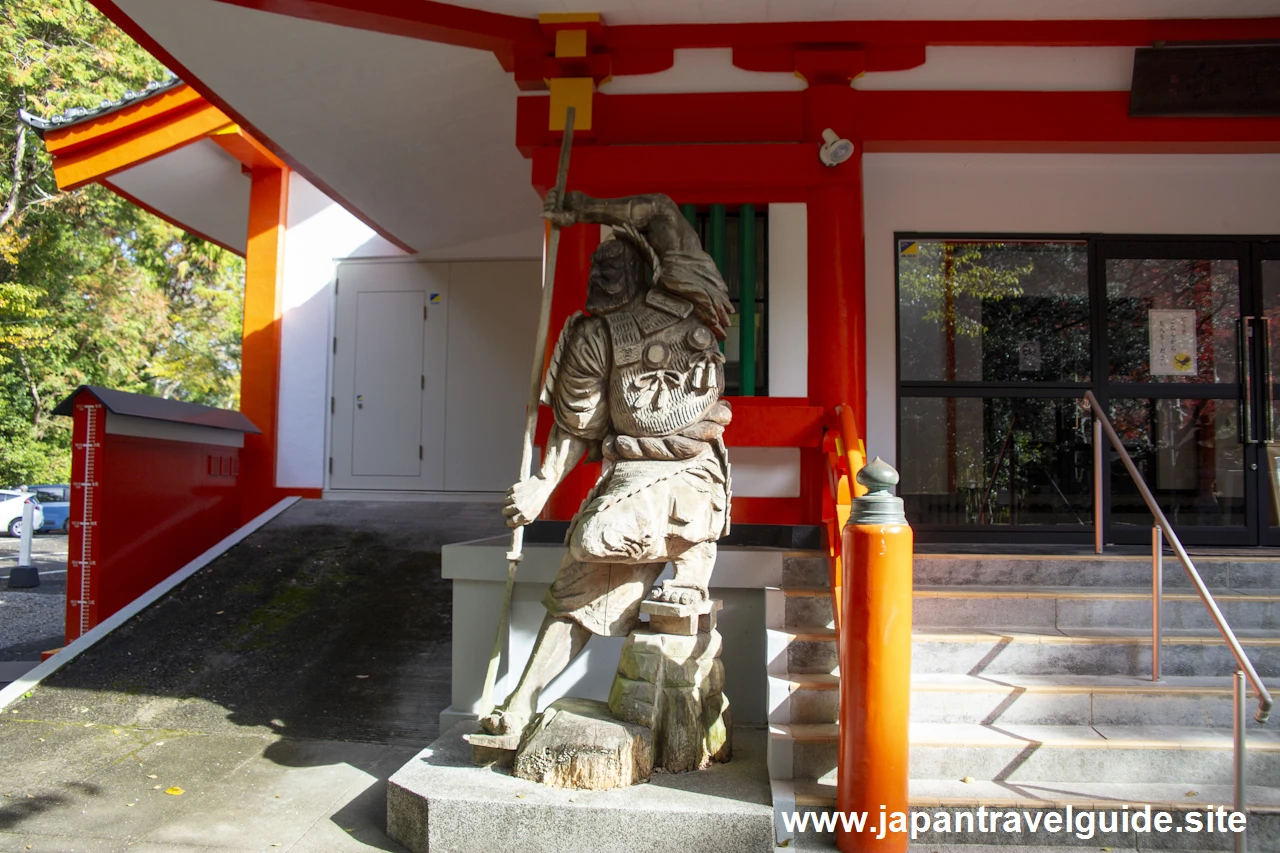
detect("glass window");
top-left (898, 240), bottom-right (1090, 383)
top-left (1106, 258), bottom-right (1240, 384)
top-left (899, 395), bottom-right (1093, 527)
top-left (1107, 397), bottom-right (1244, 529)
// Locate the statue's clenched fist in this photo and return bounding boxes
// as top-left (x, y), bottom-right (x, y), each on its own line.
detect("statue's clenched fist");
top-left (541, 188), bottom-right (577, 228)
top-left (503, 477), bottom-right (553, 528)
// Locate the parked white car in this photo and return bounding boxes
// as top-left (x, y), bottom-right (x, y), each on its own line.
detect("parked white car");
top-left (0, 490), bottom-right (44, 537)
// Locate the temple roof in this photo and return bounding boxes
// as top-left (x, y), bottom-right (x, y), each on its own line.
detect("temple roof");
top-left (18, 76), bottom-right (182, 137)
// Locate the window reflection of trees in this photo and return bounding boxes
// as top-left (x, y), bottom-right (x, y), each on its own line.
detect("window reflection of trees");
top-left (898, 240), bottom-right (1092, 527)
top-left (899, 241), bottom-right (1090, 383)
top-left (1108, 397), bottom-right (1243, 528)
top-left (1107, 259), bottom-right (1239, 384)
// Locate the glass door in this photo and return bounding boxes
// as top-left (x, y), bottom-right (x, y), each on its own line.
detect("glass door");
top-left (1099, 240), bottom-right (1253, 545)
top-left (1256, 243), bottom-right (1280, 545)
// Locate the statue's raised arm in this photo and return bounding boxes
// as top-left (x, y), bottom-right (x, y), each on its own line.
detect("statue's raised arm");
top-left (544, 191), bottom-right (734, 340)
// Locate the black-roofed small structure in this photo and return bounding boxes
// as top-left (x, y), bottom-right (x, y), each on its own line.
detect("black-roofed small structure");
top-left (52, 385), bottom-right (260, 434)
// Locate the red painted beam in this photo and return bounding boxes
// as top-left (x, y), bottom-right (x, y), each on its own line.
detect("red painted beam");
top-left (603, 18), bottom-right (1280, 52)
top-left (733, 497), bottom-right (809, 526)
top-left (177, 4), bottom-right (1280, 54)
top-left (520, 90), bottom-right (1280, 155)
top-left (722, 401), bottom-right (825, 448)
top-left (535, 399), bottom-right (826, 448)
top-left (531, 142), bottom-right (857, 203)
top-left (859, 90), bottom-right (1280, 152)
top-left (517, 91), bottom-right (806, 154)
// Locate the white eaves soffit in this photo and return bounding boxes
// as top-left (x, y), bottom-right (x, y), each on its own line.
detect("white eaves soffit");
top-left (107, 0), bottom-right (1280, 254)
top-left (108, 138), bottom-right (251, 254)
top-left (434, 0), bottom-right (1280, 24)
top-left (111, 0), bottom-right (541, 255)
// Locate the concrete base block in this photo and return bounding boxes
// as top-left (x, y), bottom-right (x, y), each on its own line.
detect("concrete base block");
top-left (386, 722), bottom-right (774, 853)
top-left (7, 565), bottom-right (39, 588)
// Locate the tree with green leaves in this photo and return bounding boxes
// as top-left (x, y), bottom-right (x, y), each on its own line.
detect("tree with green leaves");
top-left (0, 0), bottom-right (244, 485)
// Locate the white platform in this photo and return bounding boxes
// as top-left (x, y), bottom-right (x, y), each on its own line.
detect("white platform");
top-left (440, 538), bottom-right (795, 731)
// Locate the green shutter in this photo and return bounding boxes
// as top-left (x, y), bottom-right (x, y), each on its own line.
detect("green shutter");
top-left (738, 204), bottom-right (756, 396)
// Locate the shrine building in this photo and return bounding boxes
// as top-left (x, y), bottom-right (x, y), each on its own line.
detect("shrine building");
top-left (24, 1), bottom-right (1280, 551)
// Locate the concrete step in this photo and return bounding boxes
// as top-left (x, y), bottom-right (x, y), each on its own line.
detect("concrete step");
top-left (788, 630), bottom-right (838, 676)
top-left (914, 586), bottom-right (1280, 632)
top-left (784, 587), bottom-right (834, 631)
top-left (768, 722), bottom-right (839, 782)
top-left (915, 554), bottom-right (1280, 590)
top-left (770, 672), bottom-right (1275, 728)
top-left (778, 777), bottom-right (1280, 851)
top-left (784, 555), bottom-right (832, 589)
top-left (768, 672), bottom-right (839, 726)
top-left (910, 722), bottom-right (1280, 786)
top-left (912, 627), bottom-right (1280, 678)
top-left (775, 720), bottom-right (1280, 789)
top-left (911, 674), bottom-right (1274, 729)
top-left (791, 775), bottom-right (1280, 812)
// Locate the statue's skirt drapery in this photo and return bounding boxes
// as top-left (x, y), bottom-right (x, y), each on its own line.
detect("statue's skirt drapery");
top-left (544, 448), bottom-right (728, 637)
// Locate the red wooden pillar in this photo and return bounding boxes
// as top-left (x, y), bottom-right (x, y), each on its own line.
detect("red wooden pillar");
top-left (239, 166), bottom-right (289, 521)
top-left (804, 80), bottom-right (866, 528)
top-left (542, 221), bottom-right (602, 520)
top-left (806, 179), bottom-right (865, 431)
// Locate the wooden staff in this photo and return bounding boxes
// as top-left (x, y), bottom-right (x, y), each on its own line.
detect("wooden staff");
top-left (477, 106), bottom-right (576, 719)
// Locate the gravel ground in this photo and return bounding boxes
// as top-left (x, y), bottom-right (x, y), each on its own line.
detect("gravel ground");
top-left (0, 532), bottom-right (67, 661)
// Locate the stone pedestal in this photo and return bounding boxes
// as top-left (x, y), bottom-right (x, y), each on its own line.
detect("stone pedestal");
top-left (608, 599), bottom-right (732, 773)
top-left (513, 698), bottom-right (653, 790)
top-left (386, 722), bottom-right (773, 853)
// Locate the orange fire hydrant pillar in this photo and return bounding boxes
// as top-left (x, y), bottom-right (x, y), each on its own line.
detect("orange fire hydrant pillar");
top-left (838, 457), bottom-right (913, 853)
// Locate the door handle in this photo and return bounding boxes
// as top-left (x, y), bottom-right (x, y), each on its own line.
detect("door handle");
top-left (1240, 317), bottom-right (1255, 444)
top-left (1259, 316), bottom-right (1274, 443)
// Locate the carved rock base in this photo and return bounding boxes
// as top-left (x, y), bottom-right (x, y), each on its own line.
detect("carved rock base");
top-left (609, 601), bottom-right (732, 774)
top-left (512, 698), bottom-right (653, 791)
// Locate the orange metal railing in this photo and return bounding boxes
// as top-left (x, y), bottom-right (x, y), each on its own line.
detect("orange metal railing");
top-left (821, 403), bottom-right (866, 638)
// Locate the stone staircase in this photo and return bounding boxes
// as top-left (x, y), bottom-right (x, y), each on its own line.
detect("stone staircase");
top-left (765, 552), bottom-right (1280, 850)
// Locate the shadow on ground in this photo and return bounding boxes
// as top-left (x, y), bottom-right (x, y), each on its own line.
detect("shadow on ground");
top-left (0, 499), bottom-right (507, 851)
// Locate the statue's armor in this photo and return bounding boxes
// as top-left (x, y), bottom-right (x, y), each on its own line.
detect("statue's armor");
top-left (602, 288), bottom-right (724, 438)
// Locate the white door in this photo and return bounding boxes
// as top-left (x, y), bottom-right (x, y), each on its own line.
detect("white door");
top-left (352, 289), bottom-right (424, 476)
top-left (330, 261), bottom-right (448, 489)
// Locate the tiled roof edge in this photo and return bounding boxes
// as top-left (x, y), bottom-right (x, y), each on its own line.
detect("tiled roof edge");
top-left (19, 76), bottom-right (184, 137)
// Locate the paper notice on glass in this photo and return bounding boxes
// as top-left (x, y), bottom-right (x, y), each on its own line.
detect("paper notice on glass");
top-left (1018, 341), bottom-right (1041, 372)
top-left (1149, 309), bottom-right (1196, 376)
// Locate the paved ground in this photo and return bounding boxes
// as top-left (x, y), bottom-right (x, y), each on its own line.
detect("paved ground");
top-left (0, 532), bottom-right (69, 666)
top-left (0, 500), bottom-right (506, 853)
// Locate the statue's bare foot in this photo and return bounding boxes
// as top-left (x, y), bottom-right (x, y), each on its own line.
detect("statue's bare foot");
top-left (479, 706), bottom-right (531, 736)
top-left (649, 580), bottom-right (708, 606)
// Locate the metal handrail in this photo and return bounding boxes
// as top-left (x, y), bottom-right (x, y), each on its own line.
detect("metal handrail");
top-left (1086, 390), bottom-right (1271, 852)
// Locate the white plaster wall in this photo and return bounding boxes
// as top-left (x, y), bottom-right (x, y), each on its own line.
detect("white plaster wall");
top-left (599, 46), bottom-right (1134, 96)
top-left (854, 46), bottom-right (1134, 91)
top-left (863, 153), bottom-right (1280, 469)
top-left (443, 540), bottom-right (780, 728)
top-left (731, 447), bottom-right (801, 498)
top-left (277, 172), bottom-right (403, 489)
top-left (768, 203), bottom-right (808, 399)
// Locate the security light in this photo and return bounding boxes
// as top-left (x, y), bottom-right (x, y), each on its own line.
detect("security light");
top-left (819, 128), bottom-right (855, 167)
